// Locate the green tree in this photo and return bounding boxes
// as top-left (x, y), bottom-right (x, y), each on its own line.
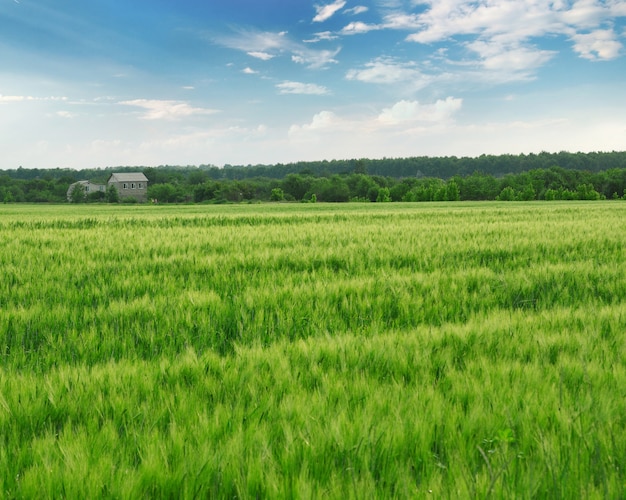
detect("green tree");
top-left (446, 180), bottom-right (461, 201)
top-left (270, 188), bottom-right (285, 201)
top-left (497, 186), bottom-right (516, 201)
top-left (353, 159), bottom-right (367, 175)
top-left (1, 187), bottom-right (13, 203)
top-left (87, 191), bottom-right (106, 202)
top-left (576, 183), bottom-right (602, 200)
top-left (148, 183), bottom-right (180, 203)
top-left (106, 185), bottom-right (119, 203)
top-left (282, 174), bottom-right (313, 201)
top-left (188, 170), bottom-right (208, 185)
top-left (193, 181), bottom-right (219, 202)
top-left (69, 183), bottom-right (86, 203)
top-left (376, 187), bottom-right (391, 202)
top-left (519, 185), bottom-right (536, 201)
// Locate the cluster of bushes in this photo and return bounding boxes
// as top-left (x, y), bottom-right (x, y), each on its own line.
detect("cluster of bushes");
top-left (0, 176), bottom-right (72, 203)
top-left (142, 167), bottom-right (619, 204)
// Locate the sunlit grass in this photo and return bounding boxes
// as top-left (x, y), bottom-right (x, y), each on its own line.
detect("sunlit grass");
top-left (0, 202), bottom-right (625, 497)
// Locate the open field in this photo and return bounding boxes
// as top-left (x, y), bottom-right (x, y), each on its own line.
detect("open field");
top-left (0, 202), bottom-right (625, 497)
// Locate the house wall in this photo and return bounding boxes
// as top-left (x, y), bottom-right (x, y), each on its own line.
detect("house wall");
top-left (85, 184), bottom-right (106, 193)
top-left (67, 181), bottom-right (105, 201)
top-left (108, 180), bottom-right (148, 202)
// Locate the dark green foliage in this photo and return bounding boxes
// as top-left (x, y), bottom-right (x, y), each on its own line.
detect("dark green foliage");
top-left (105, 184), bottom-right (119, 203)
top-left (69, 183), bottom-right (86, 203)
top-left (3, 151), bottom-right (626, 203)
top-left (270, 188), bottom-right (285, 201)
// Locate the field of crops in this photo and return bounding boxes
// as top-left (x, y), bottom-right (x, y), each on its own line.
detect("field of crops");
top-left (0, 201), bottom-right (625, 497)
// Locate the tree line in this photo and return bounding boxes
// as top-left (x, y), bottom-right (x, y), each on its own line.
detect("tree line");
top-left (148, 167), bottom-right (626, 203)
top-left (2, 151), bottom-right (626, 203)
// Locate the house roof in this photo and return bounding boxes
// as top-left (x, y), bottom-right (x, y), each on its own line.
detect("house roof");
top-left (108, 173), bottom-right (148, 183)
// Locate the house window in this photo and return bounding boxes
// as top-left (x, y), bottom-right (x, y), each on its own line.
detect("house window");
top-left (123, 183), bottom-right (127, 189)
top-left (131, 183), bottom-right (135, 189)
top-left (138, 183), bottom-right (143, 189)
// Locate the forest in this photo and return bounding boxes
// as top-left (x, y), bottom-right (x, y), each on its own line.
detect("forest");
top-left (2, 150), bottom-right (626, 203)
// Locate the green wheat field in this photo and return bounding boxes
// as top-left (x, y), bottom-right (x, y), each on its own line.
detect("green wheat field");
top-left (0, 202), bottom-right (625, 498)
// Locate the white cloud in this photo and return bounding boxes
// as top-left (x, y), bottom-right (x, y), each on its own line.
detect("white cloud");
top-left (288, 111), bottom-right (345, 139)
top-left (0, 95), bottom-right (27, 102)
top-left (404, 1), bottom-right (556, 44)
top-left (281, 97), bottom-right (626, 164)
top-left (378, 97), bottom-right (462, 125)
top-left (345, 58), bottom-right (428, 86)
top-left (292, 47), bottom-right (341, 69)
top-left (242, 67), bottom-right (258, 74)
top-left (0, 95), bottom-right (67, 103)
top-left (119, 99), bottom-right (220, 120)
top-left (341, 21), bottom-right (380, 35)
top-left (290, 97), bottom-right (462, 140)
top-left (217, 29), bottom-right (289, 55)
top-left (276, 81), bottom-right (330, 95)
top-left (571, 29), bottom-right (623, 60)
top-left (248, 51), bottom-right (275, 61)
top-left (345, 6), bottom-right (369, 15)
top-left (313, 0), bottom-right (347, 22)
top-left (383, 13), bottom-right (421, 30)
top-left (56, 111), bottom-right (77, 119)
top-left (304, 31), bottom-right (339, 43)
top-left (403, 0), bottom-right (625, 67)
top-left (217, 28), bottom-right (340, 69)
top-left (559, 0), bottom-right (606, 28)
top-left (609, 0), bottom-right (626, 16)
top-left (467, 40), bottom-right (556, 76)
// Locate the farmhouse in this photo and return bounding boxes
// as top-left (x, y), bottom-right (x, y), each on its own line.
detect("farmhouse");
top-left (107, 173), bottom-right (149, 202)
top-left (66, 180), bottom-right (106, 201)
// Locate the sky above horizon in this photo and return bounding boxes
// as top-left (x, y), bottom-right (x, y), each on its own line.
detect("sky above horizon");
top-left (1, 0), bottom-right (625, 170)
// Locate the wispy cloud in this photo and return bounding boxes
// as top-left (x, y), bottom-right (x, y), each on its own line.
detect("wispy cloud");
top-left (355, 0), bottom-right (621, 84)
top-left (120, 99), bottom-right (220, 120)
top-left (383, 13), bottom-right (421, 30)
top-left (56, 110), bottom-right (77, 119)
top-left (288, 111), bottom-right (345, 137)
top-left (276, 81), bottom-right (330, 95)
top-left (216, 29), bottom-right (290, 56)
top-left (345, 6), bottom-right (369, 15)
top-left (466, 40), bottom-right (556, 79)
top-left (248, 51), bottom-right (275, 61)
top-left (571, 29), bottom-right (623, 60)
top-left (0, 95), bottom-right (67, 103)
top-left (216, 28), bottom-right (340, 69)
top-left (304, 31), bottom-right (339, 43)
top-left (292, 47), bottom-right (341, 69)
top-left (404, 0), bottom-right (624, 63)
top-left (289, 97), bottom-right (463, 143)
top-left (313, 0), bottom-right (347, 22)
top-left (346, 57), bottom-right (427, 85)
top-left (242, 67), bottom-right (258, 75)
top-left (341, 21), bottom-right (380, 35)
top-left (378, 97), bottom-right (463, 125)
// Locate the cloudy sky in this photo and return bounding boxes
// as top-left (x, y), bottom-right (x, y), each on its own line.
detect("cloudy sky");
top-left (1, 0), bottom-right (625, 169)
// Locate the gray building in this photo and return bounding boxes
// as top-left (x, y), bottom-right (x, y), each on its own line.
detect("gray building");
top-left (107, 173), bottom-right (149, 202)
top-left (67, 180), bottom-right (106, 201)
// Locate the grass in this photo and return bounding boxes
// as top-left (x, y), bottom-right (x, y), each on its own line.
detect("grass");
top-left (0, 202), bottom-right (625, 497)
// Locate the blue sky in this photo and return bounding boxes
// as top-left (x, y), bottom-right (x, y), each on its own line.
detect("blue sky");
top-left (1, 0), bottom-right (625, 169)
